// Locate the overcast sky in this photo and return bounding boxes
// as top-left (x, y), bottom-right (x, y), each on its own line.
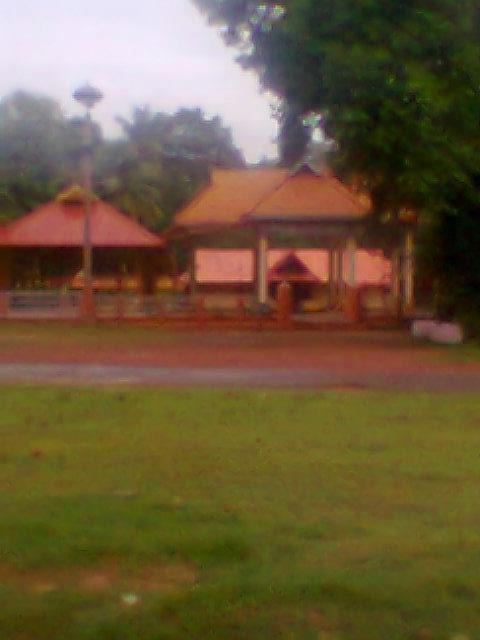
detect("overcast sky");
top-left (0, 0), bottom-right (278, 163)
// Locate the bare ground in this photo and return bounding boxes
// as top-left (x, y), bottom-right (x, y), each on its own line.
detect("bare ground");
top-left (0, 324), bottom-right (478, 390)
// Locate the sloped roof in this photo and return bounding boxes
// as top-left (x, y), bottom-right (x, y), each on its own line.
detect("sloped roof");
top-left (174, 169), bottom-right (288, 229)
top-left (268, 251), bottom-right (320, 283)
top-left (269, 249), bottom-right (330, 283)
top-left (0, 190), bottom-right (164, 248)
top-left (251, 167), bottom-right (370, 221)
top-left (173, 167), bottom-right (370, 230)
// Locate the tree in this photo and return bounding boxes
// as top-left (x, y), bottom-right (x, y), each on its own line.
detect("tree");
top-left (98, 106), bottom-right (244, 230)
top-left (0, 91), bottom-right (76, 221)
top-left (0, 92), bottom-right (244, 232)
top-left (194, 0), bottom-right (480, 325)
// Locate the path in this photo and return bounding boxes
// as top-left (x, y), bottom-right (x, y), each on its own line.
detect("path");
top-left (1, 362), bottom-right (479, 391)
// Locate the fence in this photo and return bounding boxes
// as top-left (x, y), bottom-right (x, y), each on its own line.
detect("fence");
top-left (0, 290), bottom-right (196, 320)
top-left (0, 288), bottom-right (397, 323)
top-left (0, 291), bottom-right (256, 320)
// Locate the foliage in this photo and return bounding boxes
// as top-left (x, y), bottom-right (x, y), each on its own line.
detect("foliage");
top-left (1, 384), bottom-right (480, 638)
top-left (0, 93), bottom-right (244, 230)
top-left (97, 106), bottom-right (244, 231)
top-left (0, 91), bottom-right (78, 221)
top-left (419, 172), bottom-right (480, 332)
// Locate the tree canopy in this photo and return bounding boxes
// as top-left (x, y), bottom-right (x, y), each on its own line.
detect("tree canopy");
top-left (0, 91), bottom-right (78, 220)
top-left (195, 0), bottom-right (480, 214)
top-left (0, 92), bottom-right (244, 230)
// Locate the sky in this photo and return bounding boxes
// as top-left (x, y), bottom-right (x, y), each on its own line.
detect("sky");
top-left (0, 0), bottom-right (278, 163)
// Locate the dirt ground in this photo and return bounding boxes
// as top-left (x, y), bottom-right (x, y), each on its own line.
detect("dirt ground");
top-left (0, 322), bottom-right (477, 376)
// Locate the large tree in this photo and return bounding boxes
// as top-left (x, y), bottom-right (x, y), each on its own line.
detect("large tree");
top-left (195, 0), bottom-right (480, 325)
top-left (97, 106), bottom-right (244, 230)
top-left (0, 91), bottom-right (78, 221)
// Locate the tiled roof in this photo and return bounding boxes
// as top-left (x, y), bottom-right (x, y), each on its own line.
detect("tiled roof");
top-left (173, 167), bottom-right (370, 230)
top-left (174, 169), bottom-right (288, 229)
top-left (251, 169), bottom-right (370, 221)
top-left (0, 196), bottom-right (164, 248)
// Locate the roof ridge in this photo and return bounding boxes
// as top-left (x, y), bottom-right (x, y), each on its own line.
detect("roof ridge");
top-left (172, 167), bottom-right (288, 231)
top-left (244, 168), bottom-right (290, 222)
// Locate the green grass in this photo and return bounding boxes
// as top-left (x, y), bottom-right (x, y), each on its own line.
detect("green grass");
top-left (1, 387), bottom-right (480, 639)
top-left (0, 320), bottom-right (184, 348)
top-left (442, 342), bottom-right (480, 364)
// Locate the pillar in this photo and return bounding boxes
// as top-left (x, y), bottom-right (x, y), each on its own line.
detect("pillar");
top-left (391, 249), bottom-right (402, 317)
top-left (189, 241), bottom-right (197, 298)
top-left (328, 248), bottom-right (336, 308)
top-left (346, 236), bottom-right (357, 288)
top-left (403, 229), bottom-right (415, 314)
top-left (335, 248), bottom-right (344, 307)
top-left (256, 232), bottom-right (269, 305)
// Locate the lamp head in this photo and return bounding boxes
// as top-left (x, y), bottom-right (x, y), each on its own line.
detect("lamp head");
top-left (73, 83), bottom-right (103, 110)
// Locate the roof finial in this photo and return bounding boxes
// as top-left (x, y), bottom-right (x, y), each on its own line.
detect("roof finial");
top-left (296, 112), bottom-right (335, 176)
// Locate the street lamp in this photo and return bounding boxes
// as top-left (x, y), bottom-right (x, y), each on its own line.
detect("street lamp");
top-left (73, 83), bottom-right (103, 319)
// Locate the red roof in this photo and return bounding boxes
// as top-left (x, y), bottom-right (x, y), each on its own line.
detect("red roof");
top-left (173, 166), bottom-right (370, 230)
top-left (0, 192), bottom-right (164, 248)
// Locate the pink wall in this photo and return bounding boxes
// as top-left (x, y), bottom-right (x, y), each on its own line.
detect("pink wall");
top-left (195, 248), bottom-right (392, 286)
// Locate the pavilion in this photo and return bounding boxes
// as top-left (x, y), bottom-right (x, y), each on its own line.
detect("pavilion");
top-left (171, 164), bottom-right (415, 317)
top-left (0, 186), bottom-right (165, 294)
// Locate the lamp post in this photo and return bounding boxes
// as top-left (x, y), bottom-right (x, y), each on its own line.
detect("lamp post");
top-left (73, 83), bottom-right (103, 319)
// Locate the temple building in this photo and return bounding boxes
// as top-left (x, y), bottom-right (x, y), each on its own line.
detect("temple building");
top-left (0, 186), bottom-right (165, 293)
top-left (171, 163), bottom-right (415, 318)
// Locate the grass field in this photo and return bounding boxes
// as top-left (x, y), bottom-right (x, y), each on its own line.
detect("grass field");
top-left (1, 387), bottom-right (480, 639)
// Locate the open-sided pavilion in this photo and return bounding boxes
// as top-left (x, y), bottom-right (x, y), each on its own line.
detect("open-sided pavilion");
top-left (0, 186), bottom-right (166, 318)
top-left (171, 164), bottom-right (415, 319)
top-left (0, 186), bottom-right (165, 293)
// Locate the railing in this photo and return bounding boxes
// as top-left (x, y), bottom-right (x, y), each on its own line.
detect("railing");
top-left (0, 290), bottom-right (263, 320)
top-left (0, 290), bottom-right (81, 318)
top-left (0, 288), bottom-right (398, 323)
top-left (0, 290), bottom-right (200, 320)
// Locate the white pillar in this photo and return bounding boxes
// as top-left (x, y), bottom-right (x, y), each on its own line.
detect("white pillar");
top-left (336, 248), bottom-right (344, 307)
top-left (328, 248), bottom-right (336, 307)
top-left (391, 249), bottom-right (401, 315)
top-left (189, 242), bottom-right (196, 297)
top-left (257, 233), bottom-right (269, 305)
top-left (346, 236), bottom-right (357, 288)
top-left (403, 229), bottom-right (415, 313)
